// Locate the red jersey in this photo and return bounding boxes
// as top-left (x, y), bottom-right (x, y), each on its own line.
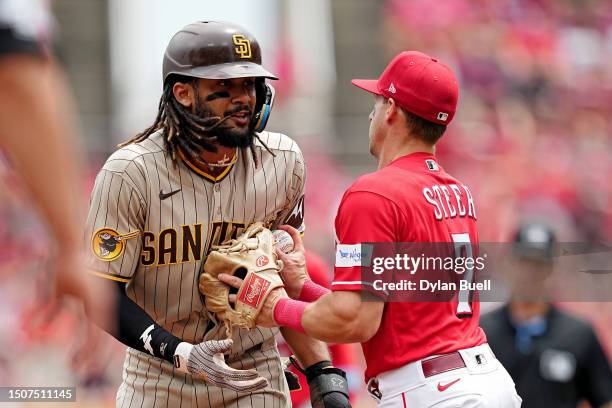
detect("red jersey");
top-left (331, 152), bottom-right (486, 380)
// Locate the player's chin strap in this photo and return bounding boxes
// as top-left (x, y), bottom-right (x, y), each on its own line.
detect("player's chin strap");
top-left (289, 356), bottom-right (352, 408)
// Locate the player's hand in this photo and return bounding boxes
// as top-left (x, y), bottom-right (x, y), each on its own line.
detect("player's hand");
top-left (70, 319), bottom-right (116, 379)
top-left (174, 339), bottom-right (269, 392)
top-left (34, 249), bottom-right (115, 328)
top-left (274, 225), bottom-right (309, 299)
top-left (53, 250), bottom-right (116, 331)
top-left (218, 273), bottom-right (288, 328)
top-left (256, 287), bottom-right (287, 327)
top-left (25, 250), bottom-right (117, 370)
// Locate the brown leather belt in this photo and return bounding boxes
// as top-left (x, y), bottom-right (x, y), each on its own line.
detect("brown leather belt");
top-left (421, 351), bottom-right (466, 378)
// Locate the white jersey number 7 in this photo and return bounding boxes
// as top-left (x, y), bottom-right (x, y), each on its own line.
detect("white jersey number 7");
top-left (452, 233), bottom-right (474, 318)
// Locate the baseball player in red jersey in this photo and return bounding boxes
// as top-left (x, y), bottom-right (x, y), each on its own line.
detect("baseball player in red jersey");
top-left (220, 51), bottom-right (522, 407)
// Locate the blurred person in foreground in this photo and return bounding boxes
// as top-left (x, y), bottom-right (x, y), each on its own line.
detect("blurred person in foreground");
top-left (481, 223), bottom-right (612, 408)
top-left (85, 21), bottom-right (347, 408)
top-left (221, 51), bottom-right (521, 407)
top-left (0, 0), bottom-right (113, 337)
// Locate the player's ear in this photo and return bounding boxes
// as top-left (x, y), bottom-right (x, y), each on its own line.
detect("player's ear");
top-left (385, 97), bottom-right (400, 123)
top-left (172, 81), bottom-right (195, 108)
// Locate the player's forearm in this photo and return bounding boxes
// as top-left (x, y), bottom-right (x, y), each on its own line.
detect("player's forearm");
top-left (280, 327), bottom-right (330, 368)
top-left (303, 293), bottom-right (376, 343)
top-left (276, 292), bottom-right (382, 343)
top-left (0, 56), bottom-right (84, 245)
top-left (95, 280), bottom-right (182, 364)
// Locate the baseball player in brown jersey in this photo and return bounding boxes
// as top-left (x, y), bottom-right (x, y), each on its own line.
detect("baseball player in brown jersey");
top-left (85, 22), bottom-right (350, 408)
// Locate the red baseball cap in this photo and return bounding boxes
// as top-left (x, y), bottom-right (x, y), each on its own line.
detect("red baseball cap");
top-left (352, 51), bottom-right (459, 125)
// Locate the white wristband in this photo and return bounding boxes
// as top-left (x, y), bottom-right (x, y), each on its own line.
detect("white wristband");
top-left (173, 342), bottom-right (194, 374)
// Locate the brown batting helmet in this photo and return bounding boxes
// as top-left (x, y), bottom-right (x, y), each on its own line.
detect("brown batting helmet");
top-left (162, 21), bottom-right (278, 82)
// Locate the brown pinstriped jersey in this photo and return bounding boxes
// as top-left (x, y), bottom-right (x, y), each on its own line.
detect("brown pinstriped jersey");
top-left (85, 130), bottom-right (305, 352)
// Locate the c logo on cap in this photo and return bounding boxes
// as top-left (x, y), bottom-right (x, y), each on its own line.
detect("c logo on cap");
top-left (233, 35), bottom-right (252, 59)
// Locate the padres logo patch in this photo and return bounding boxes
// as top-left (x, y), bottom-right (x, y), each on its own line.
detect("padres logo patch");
top-left (232, 34), bottom-right (252, 58)
top-left (92, 228), bottom-right (125, 261)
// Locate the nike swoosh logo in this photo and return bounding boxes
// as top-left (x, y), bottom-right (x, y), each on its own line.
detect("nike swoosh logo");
top-left (437, 378), bottom-right (461, 392)
top-left (159, 188), bottom-right (181, 200)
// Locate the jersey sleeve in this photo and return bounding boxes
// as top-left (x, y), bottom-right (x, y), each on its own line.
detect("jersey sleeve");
top-left (85, 168), bottom-right (146, 282)
top-left (331, 190), bottom-right (405, 292)
top-left (274, 148), bottom-right (305, 233)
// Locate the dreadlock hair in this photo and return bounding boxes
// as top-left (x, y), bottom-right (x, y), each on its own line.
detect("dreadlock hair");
top-left (119, 74), bottom-right (274, 168)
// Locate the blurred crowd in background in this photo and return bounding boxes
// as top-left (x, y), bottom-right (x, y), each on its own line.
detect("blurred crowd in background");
top-left (384, 0), bottom-right (612, 243)
top-left (1, 0), bottom-right (611, 406)
top-left (380, 0), bottom-right (612, 380)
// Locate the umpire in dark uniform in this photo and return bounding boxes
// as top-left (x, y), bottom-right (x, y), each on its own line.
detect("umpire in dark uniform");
top-left (481, 223), bottom-right (612, 408)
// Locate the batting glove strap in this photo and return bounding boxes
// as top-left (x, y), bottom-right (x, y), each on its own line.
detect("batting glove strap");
top-left (307, 365), bottom-right (351, 408)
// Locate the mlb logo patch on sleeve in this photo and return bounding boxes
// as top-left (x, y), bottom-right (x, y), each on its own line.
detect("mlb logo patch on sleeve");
top-left (426, 159), bottom-right (439, 171)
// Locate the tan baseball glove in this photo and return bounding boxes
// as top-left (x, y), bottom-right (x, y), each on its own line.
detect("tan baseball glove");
top-left (199, 222), bottom-right (284, 335)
